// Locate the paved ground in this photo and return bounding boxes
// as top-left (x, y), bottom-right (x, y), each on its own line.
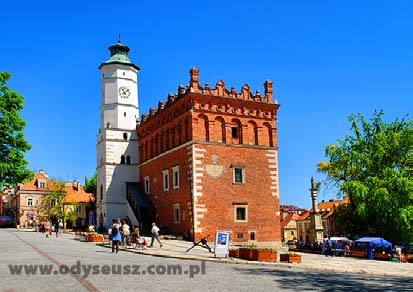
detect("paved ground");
top-left (92, 231), bottom-right (413, 278)
top-left (1, 228), bottom-right (412, 292)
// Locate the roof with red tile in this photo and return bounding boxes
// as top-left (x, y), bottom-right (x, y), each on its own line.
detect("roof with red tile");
top-left (296, 199), bottom-right (346, 221)
top-left (17, 172), bottom-right (49, 191)
top-left (64, 184), bottom-right (94, 203)
top-left (281, 212), bottom-right (301, 229)
top-left (16, 171), bottom-right (94, 204)
top-left (280, 205), bottom-right (306, 213)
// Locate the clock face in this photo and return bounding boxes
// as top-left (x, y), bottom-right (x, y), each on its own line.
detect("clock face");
top-left (119, 86), bottom-right (131, 98)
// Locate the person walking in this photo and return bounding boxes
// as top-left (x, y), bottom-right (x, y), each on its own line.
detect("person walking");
top-left (58, 220), bottom-right (63, 237)
top-left (395, 245), bottom-right (402, 263)
top-left (121, 220), bottom-right (130, 247)
top-left (110, 218), bottom-right (121, 253)
top-left (149, 222), bottom-right (163, 248)
top-left (44, 220), bottom-right (51, 238)
top-left (54, 220), bottom-right (60, 238)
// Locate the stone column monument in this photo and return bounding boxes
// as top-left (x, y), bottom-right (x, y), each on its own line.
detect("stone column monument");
top-left (309, 177), bottom-right (324, 243)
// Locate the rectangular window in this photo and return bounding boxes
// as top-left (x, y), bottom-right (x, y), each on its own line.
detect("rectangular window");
top-left (75, 205), bottom-right (82, 213)
top-left (173, 203), bottom-right (180, 223)
top-left (144, 176), bottom-right (150, 194)
top-left (172, 166), bottom-right (179, 189)
top-left (231, 127), bottom-right (238, 138)
top-left (27, 198), bottom-right (33, 206)
top-left (234, 204), bottom-right (248, 222)
top-left (233, 168), bottom-right (245, 184)
top-left (290, 230), bottom-right (294, 236)
top-left (162, 169), bottom-right (169, 191)
top-left (39, 182), bottom-right (45, 188)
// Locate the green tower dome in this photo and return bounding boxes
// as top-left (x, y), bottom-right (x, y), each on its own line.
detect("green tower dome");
top-left (99, 40), bottom-right (140, 70)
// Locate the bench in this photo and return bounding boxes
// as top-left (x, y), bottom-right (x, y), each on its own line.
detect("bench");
top-left (127, 236), bottom-right (146, 250)
top-left (74, 231), bottom-right (87, 241)
top-left (103, 233), bottom-right (110, 245)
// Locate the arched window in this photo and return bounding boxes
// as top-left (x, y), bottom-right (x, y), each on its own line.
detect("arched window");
top-left (212, 116), bottom-right (226, 143)
top-left (262, 122), bottom-right (273, 147)
top-left (160, 131), bottom-right (164, 153)
top-left (184, 118), bottom-right (189, 142)
top-left (121, 155), bottom-right (125, 164)
top-left (171, 126), bottom-right (176, 148)
top-left (165, 129), bottom-right (170, 151)
top-left (247, 121), bottom-right (258, 145)
top-left (230, 119), bottom-right (242, 144)
top-left (197, 114), bottom-right (209, 141)
top-left (177, 123), bottom-right (182, 145)
top-left (100, 185), bottom-right (103, 201)
top-left (126, 156), bottom-right (131, 164)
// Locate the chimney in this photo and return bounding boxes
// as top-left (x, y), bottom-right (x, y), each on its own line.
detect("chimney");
top-left (189, 67), bottom-right (199, 91)
top-left (39, 169), bottom-right (48, 178)
top-left (264, 80), bottom-right (273, 102)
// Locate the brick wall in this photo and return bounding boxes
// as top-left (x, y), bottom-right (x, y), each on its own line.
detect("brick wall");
top-left (137, 68), bottom-right (281, 245)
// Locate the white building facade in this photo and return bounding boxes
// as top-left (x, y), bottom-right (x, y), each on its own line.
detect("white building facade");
top-left (96, 41), bottom-right (140, 229)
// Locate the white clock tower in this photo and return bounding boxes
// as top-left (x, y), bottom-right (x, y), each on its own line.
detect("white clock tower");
top-left (96, 40), bottom-right (140, 229)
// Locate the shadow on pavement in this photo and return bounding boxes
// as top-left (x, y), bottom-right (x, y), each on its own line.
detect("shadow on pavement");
top-left (233, 266), bottom-right (413, 291)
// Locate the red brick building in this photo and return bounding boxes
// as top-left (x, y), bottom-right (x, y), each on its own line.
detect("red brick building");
top-left (137, 68), bottom-right (281, 246)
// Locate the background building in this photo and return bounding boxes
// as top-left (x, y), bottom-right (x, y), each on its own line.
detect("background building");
top-left (11, 170), bottom-right (94, 228)
top-left (296, 199), bottom-right (345, 243)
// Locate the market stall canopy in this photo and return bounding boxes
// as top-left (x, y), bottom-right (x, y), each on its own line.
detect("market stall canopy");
top-left (328, 237), bottom-right (352, 242)
top-left (354, 237), bottom-right (392, 248)
top-left (0, 216), bottom-right (12, 224)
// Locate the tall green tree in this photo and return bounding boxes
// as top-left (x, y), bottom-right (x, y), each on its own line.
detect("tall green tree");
top-left (0, 72), bottom-right (33, 189)
top-left (44, 179), bottom-right (67, 220)
top-left (84, 172), bottom-right (97, 196)
top-left (318, 110), bottom-right (412, 244)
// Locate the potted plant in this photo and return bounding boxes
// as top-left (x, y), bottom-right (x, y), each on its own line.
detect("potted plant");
top-left (280, 252), bottom-right (301, 263)
top-left (87, 232), bottom-right (104, 242)
top-left (228, 249), bottom-right (240, 258)
top-left (252, 249), bottom-right (277, 262)
top-left (239, 247), bottom-right (255, 260)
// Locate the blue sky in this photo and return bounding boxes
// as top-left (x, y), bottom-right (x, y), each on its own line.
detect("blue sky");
top-left (1, 1), bottom-right (411, 208)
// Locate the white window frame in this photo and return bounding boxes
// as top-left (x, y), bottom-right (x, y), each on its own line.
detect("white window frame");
top-left (173, 203), bottom-right (180, 223)
top-left (27, 197), bottom-right (33, 206)
top-left (232, 167), bottom-right (245, 184)
top-left (234, 205), bottom-right (248, 222)
top-left (172, 165), bottom-right (179, 189)
top-left (75, 205), bottom-right (82, 213)
top-left (144, 176), bottom-right (150, 194)
top-left (162, 169), bottom-right (169, 191)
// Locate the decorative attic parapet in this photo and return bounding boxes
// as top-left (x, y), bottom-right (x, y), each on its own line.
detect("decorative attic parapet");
top-left (189, 67), bottom-right (273, 103)
top-left (138, 67), bottom-right (276, 124)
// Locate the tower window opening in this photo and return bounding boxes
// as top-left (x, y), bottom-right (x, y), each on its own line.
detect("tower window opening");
top-left (123, 133), bottom-right (128, 140)
top-left (121, 155), bottom-right (125, 164)
top-left (124, 112), bottom-right (126, 117)
top-left (126, 155), bottom-right (131, 165)
top-left (232, 127), bottom-right (238, 138)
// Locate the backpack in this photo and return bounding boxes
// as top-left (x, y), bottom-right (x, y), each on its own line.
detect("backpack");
top-left (111, 227), bottom-right (118, 236)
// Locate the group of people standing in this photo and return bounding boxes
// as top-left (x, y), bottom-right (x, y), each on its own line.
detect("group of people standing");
top-left (109, 218), bottom-right (162, 254)
top-left (34, 220), bottom-right (63, 238)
